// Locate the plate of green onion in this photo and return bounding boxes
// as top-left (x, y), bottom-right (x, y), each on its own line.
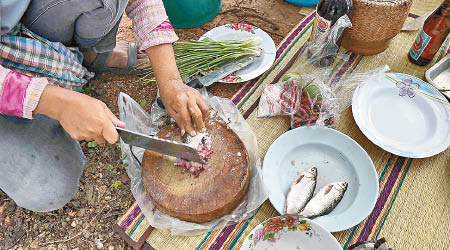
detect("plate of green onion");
top-left (200, 23), bottom-right (276, 83)
top-left (140, 24), bottom-right (275, 85)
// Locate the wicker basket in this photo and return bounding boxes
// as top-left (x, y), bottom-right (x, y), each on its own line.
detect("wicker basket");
top-left (342, 0), bottom-right (413, 55)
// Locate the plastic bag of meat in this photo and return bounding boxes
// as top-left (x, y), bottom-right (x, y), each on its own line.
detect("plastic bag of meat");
top-left (257, 76), bottom-right (304, 118)
top-left (257, 64), bottom-right (391, 129)
top-left (256, 14), bottom-right (391, 129)
top-left (290, 79), bottom-right (338, 128)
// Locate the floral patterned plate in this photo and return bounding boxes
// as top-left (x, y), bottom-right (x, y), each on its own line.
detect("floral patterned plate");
top-left (352, 72), bottom-right (450, 158)
top-left (240, 215), bottom-right (341, 250)
top-left (200, 24), bottom-right (276, 83)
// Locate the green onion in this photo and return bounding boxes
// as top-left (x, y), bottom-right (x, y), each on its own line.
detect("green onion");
top-left (138, 37), bottom-right (262, 83)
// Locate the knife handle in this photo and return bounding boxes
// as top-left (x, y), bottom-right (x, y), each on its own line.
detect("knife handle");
top-left (186, 78), bottom-right (204, 89)
top-left (156, 96), bottom-right (165, 109)
top-left (156, 79), bottom-right (204, 109)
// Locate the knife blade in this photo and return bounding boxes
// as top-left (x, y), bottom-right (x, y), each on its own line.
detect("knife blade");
top-left (116, 127), bottom-right (205, 163)
top-left (185, 55), bottom-right (257, 88)
top-left (157, 55), bottom-right (257, 109)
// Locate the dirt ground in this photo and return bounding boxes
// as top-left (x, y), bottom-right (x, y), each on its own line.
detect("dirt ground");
top-left (0, 1), bottom-right (305, 249)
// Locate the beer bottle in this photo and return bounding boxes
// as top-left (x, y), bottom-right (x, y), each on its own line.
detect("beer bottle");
top-left (409, 0), bottom-right (450, 66)
top-left (308, 0), bottom-right (353, 67)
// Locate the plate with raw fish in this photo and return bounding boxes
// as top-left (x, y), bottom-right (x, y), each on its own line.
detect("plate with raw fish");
top-left (262, 127), bottom-right (378, 232)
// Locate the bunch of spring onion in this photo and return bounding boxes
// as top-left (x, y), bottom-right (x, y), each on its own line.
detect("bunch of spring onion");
top-left (139, 37), bottom-right (262, 83)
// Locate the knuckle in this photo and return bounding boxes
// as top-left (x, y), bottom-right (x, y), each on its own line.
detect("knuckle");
top-left (96, 101), bottom-right (107, 110)
top-left (193, 112), bottom-right (201, 119)
top-left (93, 99), bottom-right (102, 106)
top-left (102, 119), bottom-right (111, 127)
top-left (89, 128), bottom-right (101, 136)
top-left (183, 116), bottom-right (192, 123)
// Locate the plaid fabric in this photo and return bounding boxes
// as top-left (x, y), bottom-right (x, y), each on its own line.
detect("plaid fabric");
top-left (0, 24), bottom-right (93, 91)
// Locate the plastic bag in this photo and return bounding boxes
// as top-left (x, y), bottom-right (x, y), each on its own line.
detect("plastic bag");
top-left (257, 12), bottom-right (392, 129)
top-left (290, 77), bottom-right (337, 128)
top-left (260, 65), bottom-right (390, 128)
top-left (290, 65), bottom-right (391, 128)
top-left (118, 90), bottom-right (266, 235)
top-left (257, 77), bottom-right (303, 118)
top-left (307, 14), bottom-right (353, 67)
top-left (348, 238), bottom-right (397, 250)
top-left (257, 74), bottom-right (339, 128)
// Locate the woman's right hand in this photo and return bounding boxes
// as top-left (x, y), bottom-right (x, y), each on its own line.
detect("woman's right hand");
top-left (34, 85), bottom-right (125, 144)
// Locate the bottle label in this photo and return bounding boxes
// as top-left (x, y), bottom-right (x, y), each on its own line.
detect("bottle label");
top-left (310, 14), bottom-right (332, 46)
top-left (410, 29), bottom-right (432, 60)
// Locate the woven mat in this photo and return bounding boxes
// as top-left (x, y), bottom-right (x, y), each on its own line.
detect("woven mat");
top-left (115, 2), bottom-right (450, 249)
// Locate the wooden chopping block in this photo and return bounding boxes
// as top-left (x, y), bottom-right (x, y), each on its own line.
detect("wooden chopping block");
top-left (141, 118), bottom-right (250, 223)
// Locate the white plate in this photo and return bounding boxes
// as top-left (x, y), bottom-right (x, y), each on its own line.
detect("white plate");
top-left (200, 24), bottom-right (276, 83)
top-left (262, 127), bottom-right (378, 232)
top-left (240, 215), bottom-right (341, 250)
top-left (352, 73), bottom-right (450, 158)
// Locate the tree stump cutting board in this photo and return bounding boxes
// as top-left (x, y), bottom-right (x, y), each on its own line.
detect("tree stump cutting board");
top-left (141, 118), bottom-right (250, 223)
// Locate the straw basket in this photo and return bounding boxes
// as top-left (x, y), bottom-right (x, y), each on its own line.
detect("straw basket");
top-left (342, 0), bottom-right (413, 55)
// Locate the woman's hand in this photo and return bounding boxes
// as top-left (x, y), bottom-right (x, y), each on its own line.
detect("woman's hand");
top-left (34, 85), bottom-right (125, 144)
top-left (159, 80), bottom-right (208, 136)
top-left (146, 43), bottom-right (209, 136)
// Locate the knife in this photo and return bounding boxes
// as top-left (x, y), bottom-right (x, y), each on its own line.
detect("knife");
top-left (116, 127), bottom-right (205, 163)
top-left (184, 55), bottom-right (257, 88)
top-left (157, 55), bottom-right (257, 108)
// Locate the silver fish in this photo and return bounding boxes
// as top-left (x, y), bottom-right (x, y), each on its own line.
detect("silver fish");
top-left (284, 167), bottom-right (317, 214)
top-left (183, 132), bottom-right (207, 146)
top-left (299, 181), bottom-right (348, 218)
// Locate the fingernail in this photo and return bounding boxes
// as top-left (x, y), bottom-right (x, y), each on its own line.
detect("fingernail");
top-left (202, 128), bottom-right (206, 132)
top-left (191, 131), bottom-right (197, 136)
top-left (181, 129), bottom-right (185, 136)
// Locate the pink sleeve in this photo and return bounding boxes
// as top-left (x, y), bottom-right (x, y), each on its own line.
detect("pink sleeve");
top-left (0, 66), bottom-right (48, 119)
top-left (126, 0), bottom-right (179, 51)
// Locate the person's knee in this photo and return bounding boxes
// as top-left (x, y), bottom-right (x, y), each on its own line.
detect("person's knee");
top-left (6, 167), bottom-right (82, 212)
top-left (22, 0), bottom-right (116, 46)
top-left (0, 115), bottom-right (86, 212)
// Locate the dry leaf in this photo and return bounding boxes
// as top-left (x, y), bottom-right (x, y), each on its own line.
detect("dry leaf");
top-left (0, 203), bottom-right (6, 215)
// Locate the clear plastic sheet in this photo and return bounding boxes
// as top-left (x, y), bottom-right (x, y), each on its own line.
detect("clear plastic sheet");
top-left (118, 90), bottom-right (266, 235)
top-left (257, 14), bottom-right (390, 128)
top-left (290, 76), bottom-right (338, 128)
top-left (258, 63), bottom-right (390, 128)
top-left (348, 238), bottom-right (397, 250)
top-left (257, 77), bottom-right (303, 118)
top-left (306, 15), bottom-right (353, 68)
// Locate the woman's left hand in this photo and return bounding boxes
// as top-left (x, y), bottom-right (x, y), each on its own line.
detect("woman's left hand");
top-left (145, 43), bottom-right (209, 136)
top-left (159, 79), bottom-right (209, 136)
